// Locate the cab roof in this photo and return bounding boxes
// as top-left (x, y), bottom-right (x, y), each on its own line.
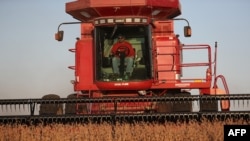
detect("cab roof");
top-left (66, 0), bottom-right (181, 22)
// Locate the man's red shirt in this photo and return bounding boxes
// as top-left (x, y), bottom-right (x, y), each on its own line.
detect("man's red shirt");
top-left (111, 41), bottom-right (135, 57)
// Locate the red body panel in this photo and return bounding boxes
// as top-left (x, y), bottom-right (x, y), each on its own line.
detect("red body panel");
top-left (74, 23), bottom-right (98, 91)
top-left (75, 39), bottom-right (98, 90)
top-left (95, 80), bottom-right (152, 90)
top-left (154, 36), bottom-right (180, 83)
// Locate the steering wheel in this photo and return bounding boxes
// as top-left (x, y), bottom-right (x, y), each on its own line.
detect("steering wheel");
top-left (116, 46), bottom-right (130, 57)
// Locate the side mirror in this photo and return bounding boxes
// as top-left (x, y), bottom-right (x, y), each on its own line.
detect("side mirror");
top-left (55, 31), bottom-right (64, 41)
top-left (184, 26), bottom-right (191, 37)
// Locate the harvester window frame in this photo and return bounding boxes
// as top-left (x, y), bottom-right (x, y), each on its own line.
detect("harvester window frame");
top-left (94, 24), bottom-right (152, 82)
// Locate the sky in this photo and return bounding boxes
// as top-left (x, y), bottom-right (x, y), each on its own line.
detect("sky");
top-left (0, 0), bottom-right (250, 99)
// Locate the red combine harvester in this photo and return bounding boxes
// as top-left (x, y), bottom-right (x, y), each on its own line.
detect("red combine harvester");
top-left (1, 0), bottom-right (249, 124)
top-left (49, 0), bottom-right (230, 115)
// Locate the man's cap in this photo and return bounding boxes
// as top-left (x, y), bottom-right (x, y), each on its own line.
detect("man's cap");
top-left (118, 34), bottom-right (124, 38)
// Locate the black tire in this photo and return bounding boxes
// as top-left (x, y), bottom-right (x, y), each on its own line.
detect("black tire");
top-left (172, 92), bottom-right (192, 112)
top-left (39, 94), bottom-right (63, 115)
top-left (156, 94), bottom-right (174, 113)
top-left (156, 102), bottom-right (173, 113)
top-left (65, 93), bottom-right (77, 115)
top-left (65, 93), bottom-right (88, 115)
top-left (200, 98), bottom-right (218, 112)
top-left (151, 92), bottom-right (193, 113)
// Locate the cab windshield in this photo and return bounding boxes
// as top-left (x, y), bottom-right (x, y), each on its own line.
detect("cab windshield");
top-left (94, 25), bottom-right (152, 82)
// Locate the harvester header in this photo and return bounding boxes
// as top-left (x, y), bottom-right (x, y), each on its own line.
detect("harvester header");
top-left (66, 0), bottom-right (181, 21)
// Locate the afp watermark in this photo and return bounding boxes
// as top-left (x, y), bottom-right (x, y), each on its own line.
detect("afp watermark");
top-left (224, 125), bottom-right (250, 141)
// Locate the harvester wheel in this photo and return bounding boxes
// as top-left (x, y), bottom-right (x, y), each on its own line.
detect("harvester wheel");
top-left (200, 96), bottom-right (218, 112)
top-left (39, 94), bottom-right (63, 115)
top-left (156, 94), bottom-right (174, 113)
top-left (65, 93), bottom-right (77, 115)
top-left (156, 92), bottom-right (192, 113)
top-left (65, 93), bottom-right (88, 115)
top-left (172, 92), bottom-right (192, 112)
